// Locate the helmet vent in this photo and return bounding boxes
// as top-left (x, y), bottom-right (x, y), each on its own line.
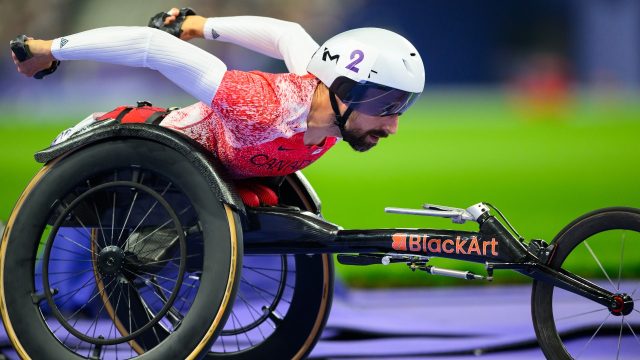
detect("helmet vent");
top-left (410, 53), bottom-right (416, 56)
top-left (403, 59), bottom-right (414, 74)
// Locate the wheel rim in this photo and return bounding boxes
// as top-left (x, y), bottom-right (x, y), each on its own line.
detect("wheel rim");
top-left (33, 168), bottom-right (205, 358)
top-left (550, 228), bottom-right (640, 359)
top-left (210, 254), bottom-right (296, 353)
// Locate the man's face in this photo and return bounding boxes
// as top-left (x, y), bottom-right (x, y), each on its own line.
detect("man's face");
top-left (342, 112), bottom-right (399, 152)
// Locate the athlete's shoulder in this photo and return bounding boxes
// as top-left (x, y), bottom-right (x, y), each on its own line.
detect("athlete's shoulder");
top-left (212, 70), bottom-right (318, 116)
top-left (219, 70), bottom-right (318, 89)
top-left (247, 71), bottom-right (319, 104)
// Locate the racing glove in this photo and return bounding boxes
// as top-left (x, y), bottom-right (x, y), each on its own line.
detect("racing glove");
top-left (148, 7), bottom-right (197, 38)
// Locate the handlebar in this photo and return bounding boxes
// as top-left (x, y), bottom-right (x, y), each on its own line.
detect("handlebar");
top-left (384, 202), bottom-right (490, 224)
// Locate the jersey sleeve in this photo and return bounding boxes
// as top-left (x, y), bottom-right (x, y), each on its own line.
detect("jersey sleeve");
top-left (203, 16), bottom-right (319, 75)
top-left (51, 26), bottom-right (226, 105)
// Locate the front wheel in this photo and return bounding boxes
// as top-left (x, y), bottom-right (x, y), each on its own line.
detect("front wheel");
top-left (532, 207), bottom-right (640, 360)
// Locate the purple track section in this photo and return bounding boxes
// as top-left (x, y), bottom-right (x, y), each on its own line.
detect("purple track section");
top-left (1, 283), bottom-right (638, 359)
top-left (312, 283), bottom-right (640, 359)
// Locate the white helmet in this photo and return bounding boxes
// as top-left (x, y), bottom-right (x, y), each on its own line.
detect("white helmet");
top-left (307, 28), bottom-right (425, 121)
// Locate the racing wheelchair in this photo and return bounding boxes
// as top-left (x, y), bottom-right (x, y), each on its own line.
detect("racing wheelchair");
top-left (3, 39), bottom-right (639, 360)
top-left (1, 107), bottom-right (639, 360)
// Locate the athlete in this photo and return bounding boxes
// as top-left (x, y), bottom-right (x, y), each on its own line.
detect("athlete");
top-left (12, 8), bottom-right (425, 206)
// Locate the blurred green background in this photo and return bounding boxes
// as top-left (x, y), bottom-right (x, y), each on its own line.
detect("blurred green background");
top-left (2, 91), bottom-right (639, 287)
top-left (2, 0), bottom-right (639, 287)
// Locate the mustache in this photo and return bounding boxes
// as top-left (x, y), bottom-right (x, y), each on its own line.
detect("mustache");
top-left (367, 129), bottom-right (389, 138)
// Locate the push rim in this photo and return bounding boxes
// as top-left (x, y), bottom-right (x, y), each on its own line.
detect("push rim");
top-left (32, 167), bottom-right (206, 357)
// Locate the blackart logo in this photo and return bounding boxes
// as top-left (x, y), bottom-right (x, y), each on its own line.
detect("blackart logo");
top-left (391, 233), bottom-right (499, 256)
top-left (60, 38), bottom-right (68, 48)
top-left (322, 47), bottom-right (339, 63)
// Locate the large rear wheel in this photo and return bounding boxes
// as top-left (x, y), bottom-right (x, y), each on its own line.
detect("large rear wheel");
top-left (0, 139), bottom-right (242, 359)
top-left (206, 175), bottom-right (334, 360)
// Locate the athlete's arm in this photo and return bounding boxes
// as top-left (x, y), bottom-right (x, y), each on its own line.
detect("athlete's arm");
top-left (162, 8), bottom-right (318, 75)
top-left (12, 27), bottom-right (226, 105)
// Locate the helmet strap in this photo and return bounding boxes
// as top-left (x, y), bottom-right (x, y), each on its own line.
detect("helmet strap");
top-left (329, 90), bottom-right (353, 131)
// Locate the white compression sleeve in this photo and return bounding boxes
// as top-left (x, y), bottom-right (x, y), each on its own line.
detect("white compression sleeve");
top-left (203, 16), bottom-right (319, 75)
top-left (51, 26), bottom-right (227, 105)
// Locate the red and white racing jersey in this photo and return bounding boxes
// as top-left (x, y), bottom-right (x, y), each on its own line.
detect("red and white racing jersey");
top-left (161, 70), bottom-right (338, 179)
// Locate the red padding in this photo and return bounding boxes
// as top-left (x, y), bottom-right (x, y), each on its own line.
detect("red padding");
top-left (234, 180), bottom-right (279, 207)
top-left (235, 186), bottom-right (260, 208)
top-left (249, 182), bottom-right (279, 206)
top-left (97, 105), bottom-right (168, 124)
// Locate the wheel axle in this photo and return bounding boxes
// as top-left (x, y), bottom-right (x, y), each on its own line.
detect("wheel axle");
top-left (609, 294), bottom-right (634, 316)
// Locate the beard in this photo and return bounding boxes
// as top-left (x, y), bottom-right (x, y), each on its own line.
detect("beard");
top-left (341, 128), bottom-right (389, 152)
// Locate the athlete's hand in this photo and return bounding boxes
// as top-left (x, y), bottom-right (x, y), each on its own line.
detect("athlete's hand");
top-left (148, 7), bottom-right (204, 41)
top-left (11, 38), bottom-right (57, 78)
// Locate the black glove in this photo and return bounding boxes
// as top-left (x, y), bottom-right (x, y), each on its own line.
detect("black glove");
top-left (9, 34), bottom-right (60, 79)
top-left (148, 7), bottom-right (197, 38)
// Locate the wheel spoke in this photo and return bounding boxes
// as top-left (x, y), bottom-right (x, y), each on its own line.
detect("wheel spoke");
top-left (220, 330), bottom-right (227, 352)
top-left (121, 182), bottom-right (173, 248)
top-left (116, 191), bottom-right (139, 246)
top-left (175, 277), bottom-right (196, 313)
top-left (576, 313), bottom-right (610, 359)
top-left (136, 253), bottom-right (200, 267)
top-left (111, 186), bottom-right (117, 244)
top-left (623, 317), bottom-right (640, 346)
top-left (131, 205), bottom-right (191, 257)
top-left (125, 220), bottom-right (173, 251)
top-left (240, 278), bottom-right (277, 304)
top-left (616, 316), bottom-right (623, 360)
top-left (555, 308), bottom-right (607, 322)
top-left (236, 293), bottom-right (268, 319)
top-left (245, 267), bottom-right (294, 290)
top-left (51, 276), bottom-right (97, 309)
top-left (617, 231), bottom-right (626, 291)
top-left (230, 311), bottom-right (241, 351)
top-left (126, 268), bottom-right (183, 288)
top-left (583, 240), bottom-right (617, 292)
top-left (231, 311), bottom-right (253, 347)
top-left (43, 258), bottom-right (94, 263)
top-left (48, 269), bottom-right (93, 287)
top-left (88, 180), bottom-right (109, 251)
top-left (62, 276), bottom-right (119, 324)
top-left (47, 245), bottom-right (89, 258)
top-left (58, 233), bottom-right (95, 255)
top-left (60, 201), bottom-right (95, 248)
top-left (243, 265), bottom-right (296, 273)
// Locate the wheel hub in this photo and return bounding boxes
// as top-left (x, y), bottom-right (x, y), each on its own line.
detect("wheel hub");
top-left (609, 294), bottom-right (634, 316)
top-left (97, 245), bottom-right (125, 277)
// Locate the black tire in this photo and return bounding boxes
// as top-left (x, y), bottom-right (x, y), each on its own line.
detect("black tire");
top-left (532, 207), bottom-right (640, 360)
top-left (0, 139), bottom-right (242, 359)
top-left (206, 175), bottom-right (334, 360)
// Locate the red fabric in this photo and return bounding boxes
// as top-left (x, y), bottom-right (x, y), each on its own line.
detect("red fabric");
top-left (161, 70), bottom-right (338, 179)
top-left (97, 105), bottom-right (167, 124)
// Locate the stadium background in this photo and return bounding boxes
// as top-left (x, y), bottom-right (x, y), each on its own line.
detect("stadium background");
top-left (1, 0), bottom-right (639, 287)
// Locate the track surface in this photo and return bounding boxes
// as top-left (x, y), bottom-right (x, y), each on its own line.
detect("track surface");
top-left (0, 283), bottom-right (638, 359)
